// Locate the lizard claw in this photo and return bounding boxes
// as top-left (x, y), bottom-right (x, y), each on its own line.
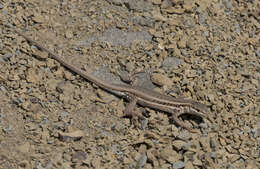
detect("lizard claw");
top-left (170, 113), bottom-right (193, 131)
top-left (170, 110), bottom-right (204, 133)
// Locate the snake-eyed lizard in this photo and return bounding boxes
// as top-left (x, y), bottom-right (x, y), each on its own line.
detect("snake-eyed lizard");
top-left (14, 29), bottom-right (212, 132)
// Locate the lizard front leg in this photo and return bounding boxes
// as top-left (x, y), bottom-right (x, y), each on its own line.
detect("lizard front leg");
top-left (170, 109), bottom-right (197, 132)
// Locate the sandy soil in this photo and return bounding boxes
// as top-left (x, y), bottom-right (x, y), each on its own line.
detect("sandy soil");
top-left (0, 0), bottom-right (259, 169)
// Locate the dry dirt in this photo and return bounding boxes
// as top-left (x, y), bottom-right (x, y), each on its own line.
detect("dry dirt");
top-left (0, 0), bottom-right (259, 169)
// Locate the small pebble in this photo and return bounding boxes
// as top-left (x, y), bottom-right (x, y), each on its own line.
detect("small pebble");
top-left (172, 161), bottom-right (186, 169)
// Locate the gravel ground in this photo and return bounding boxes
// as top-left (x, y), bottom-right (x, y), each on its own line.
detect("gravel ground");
top-left (0, 0), bottom-right (259, 169)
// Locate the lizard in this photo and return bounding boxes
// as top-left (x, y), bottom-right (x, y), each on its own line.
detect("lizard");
top-left (13, 29), bottom-right (212, 132)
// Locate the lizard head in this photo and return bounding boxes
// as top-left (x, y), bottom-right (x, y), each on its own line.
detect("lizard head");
top-left (189, 101), bottom-right (213, 123)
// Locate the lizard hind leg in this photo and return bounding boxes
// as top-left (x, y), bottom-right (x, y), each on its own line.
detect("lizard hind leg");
top-left (123, 96), bottom-right (146, 128)
top-left (118, 71), bottom-right (145, 86)
top-left (123, 96), bottom-right (138, 117)
top-left (117, 68), bottom-right (153, 86)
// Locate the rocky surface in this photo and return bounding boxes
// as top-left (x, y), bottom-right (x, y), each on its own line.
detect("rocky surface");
top-left (0, 0), bottom-right (259, 168)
